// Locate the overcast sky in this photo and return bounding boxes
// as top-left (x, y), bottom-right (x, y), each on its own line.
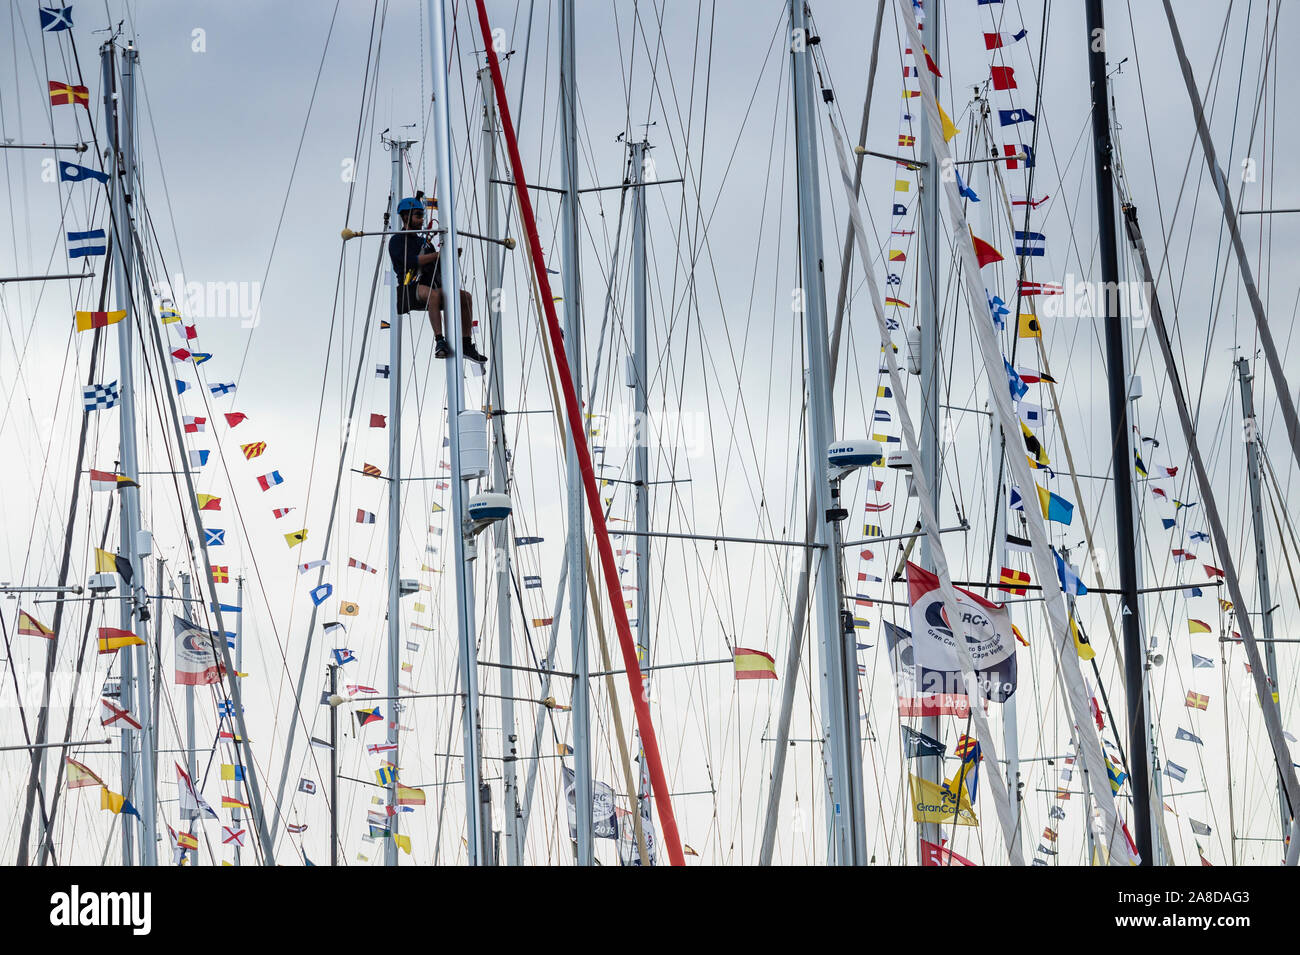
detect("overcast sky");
top-left (0, 0), bottom-right (1295, 866)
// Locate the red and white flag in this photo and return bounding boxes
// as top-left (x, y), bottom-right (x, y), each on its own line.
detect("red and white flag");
top-left (100, 697), bottom-right (142, 730)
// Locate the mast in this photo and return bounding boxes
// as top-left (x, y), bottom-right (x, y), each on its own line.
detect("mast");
top-left (915, 0), bottom-right (944, 860)
top-left (233, 574), bottom-right (244, 866)
top-left (977, 93), bottom-right (1022, 861)
top-left (182, 571), bottom-right (195, 838)
top-left (558, 0), bottom-right (594, 866)
top-left (788, 0), bottom-right (863, 864)
top-left (629, 136), bottom-right (654, 857)
top-left (1083, 0), bottom-right (1150, 864)
top-left (102, 38), bottom-right (158, 866)
top-left (328, 662), bottom-right (339, 866)
top-left (383, 135), bottom-right (412, 868)
top-left (479, 63), bottom-right (521, 866)
top-left (760, 0), bottom-right (885, 865)
top-left (426, 0), bottom-right (484, 865)
top-left (1235, 357), bottom-right (1289, 838)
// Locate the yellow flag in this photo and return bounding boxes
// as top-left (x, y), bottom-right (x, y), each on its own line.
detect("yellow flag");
top-left (1070, 614), bottom-right (1095, 661)
top-left (94, 547), bottom-right (124, 575)
top-left (394, 832), bottom-right (412, 855)
top-left (284, 529), bottom-right (308, 547)
top-left (938, 101), bottom-right (960, 142)
top-left (74, 309), bottom-right (127, 332)
top-left (1018, 313), bottom-right (1041, 338)
top-left (908, 774), bottom-right (978, 826)
top-left (894, 179), bottom-right (911, 193)
top-left (340, 600), bottom-right (360, 617)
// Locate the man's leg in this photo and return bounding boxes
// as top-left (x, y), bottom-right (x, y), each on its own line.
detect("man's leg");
top-left (425, 287), bottom-right (445, 338)
top-left (459, 289), bottom-right (473, 336)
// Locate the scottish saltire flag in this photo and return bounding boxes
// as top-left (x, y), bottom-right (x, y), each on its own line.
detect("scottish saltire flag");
top-left (39, 6), bottom-right (74, 31)
top-left (1190, 653), bottom-right (1214, 669)
top-left (205, 528), bottom-right (226, 546)
top-left (67, 229), bottom-right (107, 258)
top-left (83, 380), bottom-right (119, 411)
top-left (59, 161), bottom-right (108, 184)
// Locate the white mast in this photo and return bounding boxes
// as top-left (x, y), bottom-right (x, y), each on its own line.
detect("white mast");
top-left (426, 0), bottom-right (484, 865)
top-left (383, 135), bottom-right (412, 867)
top-left (558, 0), bottom-right (594, 866)
top-left (788, 0), bottom-right (864, 864)
top-left (102, 38), bottom-right (157, 866)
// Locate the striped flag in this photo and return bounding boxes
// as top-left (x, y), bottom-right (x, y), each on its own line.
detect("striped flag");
top-left (733, 647), bottom-right (778, 681)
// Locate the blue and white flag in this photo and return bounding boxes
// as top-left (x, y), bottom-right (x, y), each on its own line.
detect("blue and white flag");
top-left (901, 725), bottom-right (945, 758)
top-left (1175, 727), bottom-right (1204, 744)
top-left (376, 363), bottom-right (390, 379)
top-left (67, 229), bottom-right (107, 258)
top-left (998, 108), bottom-right (1036, 126)
top-left (1164, 761), bottom-right (1187, 783)
top-left (83, 380), bottom-right (119, 411)
top-left (523, 575), bottom-right (542, 589)
top-left (205, 528), bottom-right (226, 547)
top-left (1190, 652), bottom-right (1214, 669)
top-left (1189, 531), bottom-right (1210, 543)
top-left (309, 582), bottom-right (334, 606)
top-left (39, 5), bottom-right (74, 31)
top-left (209, 382), bottom-right (236, 396)
top-left (1014, 230), bottom-right (1046, 257)
top-left (1052, 546), bottom-right (1088, 596)
top-left (332, 648), bottom-right (356, 666)
top-left (188, 449), bottom-right (210, 468)
top-left (59, 160), bottom-right (108, 184)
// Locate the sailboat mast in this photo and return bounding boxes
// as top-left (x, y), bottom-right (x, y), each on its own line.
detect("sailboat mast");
top-left (1235, 357), bottom-right (1289, 839)
top-left (915, 0), bottom-right (943, 861)
top-left (479, 64), bottom-right (520, 867)
top-left (384, 136), bottom-right (412, 867)
top-left (182, 571), bottom-right (196, 842)
top-left (101, 38), bottom-right (158, 867)
top-left (233, 574), bottom-right (244, 866)
top-left (1083, 0), bottom-right (1151, 865)
top-left (788, 0), bottom-right (863, 864)
top-left (628, 137), bottom-right (654, 853)
top-left (557, 0), bottom-right (594, 867)
top-left (328, 661), bottom-right (338, 866)
top-left (425, 0), bottom-right (484, 865)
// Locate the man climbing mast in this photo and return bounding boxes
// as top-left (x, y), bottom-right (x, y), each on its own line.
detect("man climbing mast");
top-left (390, 196), bottom-right (487, 363)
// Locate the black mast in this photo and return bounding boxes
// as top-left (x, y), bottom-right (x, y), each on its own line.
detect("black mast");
top-left (1085, 0), bottom-right (1152, 864)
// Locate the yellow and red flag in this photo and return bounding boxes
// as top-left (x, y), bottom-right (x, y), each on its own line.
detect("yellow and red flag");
top-left (733, 647), bottom-right (778, 681)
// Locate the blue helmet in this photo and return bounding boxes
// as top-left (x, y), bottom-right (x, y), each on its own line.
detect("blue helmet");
top-left (397, 197), bottom-right (424, 214)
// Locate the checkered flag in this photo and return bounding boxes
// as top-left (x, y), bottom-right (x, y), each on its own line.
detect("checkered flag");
top-left (83, 380), bottom-right (119, 412)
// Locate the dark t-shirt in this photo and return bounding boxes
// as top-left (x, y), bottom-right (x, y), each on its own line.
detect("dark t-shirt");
top-left (389, 232), bottom-right (439, 313)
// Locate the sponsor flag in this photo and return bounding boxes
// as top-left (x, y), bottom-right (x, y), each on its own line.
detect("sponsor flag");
top-left (174, 615), bottom-right (227, 686)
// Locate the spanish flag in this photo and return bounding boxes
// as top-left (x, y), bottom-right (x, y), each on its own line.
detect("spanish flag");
top-left (49, 81), bottom-right (90, 108)
top-left (75, 309), bottom-right (127, 332)
top-left (733, 647), bottom-right (778, 680)
top-left (98, 627), bottom-right (144, 653)
top-left (177, 831), bottom-right (199, 850)
top-left (396, 784), bottom-right (425, 806)
top-left (17, 610), bottom-right (54, 639)
top-left (65, 757), bottom-right (103, 789)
